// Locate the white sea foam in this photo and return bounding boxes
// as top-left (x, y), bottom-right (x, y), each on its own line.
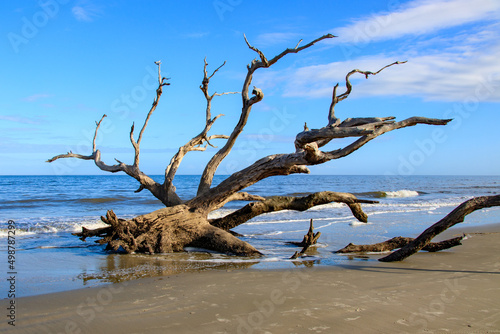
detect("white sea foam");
top-left (349, 220), bottom-right (371, 226)
top-left (77, 220), bottom-right (109, 232)
top-left (0, 218), bottom-right (108, 238)
top-left (384, 189), bottom-right (419, 198)
top-left (0, 229), bottom-right (37, 238)
top-left (207, 208), bottom-right (237, 219)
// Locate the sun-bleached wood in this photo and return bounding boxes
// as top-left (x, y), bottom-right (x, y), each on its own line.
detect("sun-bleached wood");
top-left (50, 35), bottom-right (453, 256)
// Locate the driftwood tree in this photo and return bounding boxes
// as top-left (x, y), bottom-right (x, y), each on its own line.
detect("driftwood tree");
top-left (48, 34), bottom-right (453, 256)
top-left (335, 194), bottom-right (500, 261)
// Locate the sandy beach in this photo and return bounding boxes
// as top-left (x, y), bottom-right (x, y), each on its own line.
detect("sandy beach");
top-left (3, 223), bottom-right (500, 334)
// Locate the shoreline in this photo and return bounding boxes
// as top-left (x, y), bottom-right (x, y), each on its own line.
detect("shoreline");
top-left (3, 223), bottom-right (500, 333)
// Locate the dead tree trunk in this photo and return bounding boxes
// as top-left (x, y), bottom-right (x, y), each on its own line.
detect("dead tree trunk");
top-left (49, 34), bottom-right (452, 256)
top-left (75, 205), bottom-right (261, 256)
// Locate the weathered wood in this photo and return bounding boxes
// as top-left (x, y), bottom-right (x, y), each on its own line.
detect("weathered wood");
top-left (210, 191), bottom-right (378, 231)
top-left (47, 34), bottom-right (454, 256)
top-left (290, 219), bottom-right (321, 259)
top-left (196, 34), bottom-right (336, 196)
top-left (335, 236), bottom-right (464, 253)
top-left (75, 206), bottom-right (261, 256)
top-left (379, 195), bottom-right (500, 262)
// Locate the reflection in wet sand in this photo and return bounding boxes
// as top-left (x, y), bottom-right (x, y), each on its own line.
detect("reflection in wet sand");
top-left (78, 252), bottom-right (261, 284)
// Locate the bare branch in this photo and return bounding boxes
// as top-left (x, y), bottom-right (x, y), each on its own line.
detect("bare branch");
top-left (322, 117), bottom-right (452, 162)
top-left (380, 195), bottom-right (500, 262)
top-left (328, 84), bottom-right (340, 126)
top-left (207, 134), bottom-right (230, 141)
top-left (131, 61), bottom-right (169, 167)
top-left (335, 236), bottom-right (464, 253)
top-left (93, 114), bottom-right (107, 151)
top-left (163, 59), bottom-right (232, 193)
top-left (191, 114), bottom-right (450, 213)
top-left (337, 61), bottom-right (407, 102)
top-left (209, 191), bottom-right (378, 231)
top-left (294, 39), bottom-right (303, 49)
top-left (46, 151), bottom-right (94, 163)
top-left (47, 114), bottom-right (108, 163)
top-left (47, 63), bottom-right (174, 205)
top-left (47, 113), bottom-right (125, 173)
top-left (213, 91), bottom-right (239, 97)
top-left (197, 34), bottom-right (335, 196)
top-left (246, 33), bottom-right (337, 69)
top-left (243, 34), bottom-right (268, 65)
top-left (207, 59), bottom-right (226, 80)
top-left (216, 192), bottom-right (266, 209)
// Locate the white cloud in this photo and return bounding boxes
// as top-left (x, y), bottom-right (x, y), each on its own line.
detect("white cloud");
top-left (265, 40), bottom-right (500, 102)
top-left (72, 1), bottom-right (102, 22)
top-left (252, 0), bottom-right (500, 103)
top-left (333, 0), bottom-right (500, 43)
top-left (0, 115), bottom-right (42, 124)
top-left (253, 32), bottom-right (302, 47)
top-left (23, 93), bottom-right (51, 102)
top-left (182, 32), bottom-right (210, 39)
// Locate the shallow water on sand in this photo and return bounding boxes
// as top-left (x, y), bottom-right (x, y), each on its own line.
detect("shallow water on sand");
top-left (1, 175), bottom-right (499, 296)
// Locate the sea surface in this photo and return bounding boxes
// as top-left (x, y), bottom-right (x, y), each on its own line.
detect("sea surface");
top-left (1, 175), bottom-right (499, 297)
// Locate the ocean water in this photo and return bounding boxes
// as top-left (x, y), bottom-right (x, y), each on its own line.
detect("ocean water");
top-left (1, 175), bottom-right (499, 297)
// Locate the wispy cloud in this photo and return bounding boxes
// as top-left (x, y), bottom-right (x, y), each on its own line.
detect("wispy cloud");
top-left (253, 32), bottom-right (302, 47)
top-left (258, 39), bottom-right (500, 102)
top-left (182, 32), bottom-right (210, 39)
top-left (0, 115), bottom-right (44, 124)
top-left (254, 0), bottom-right (500, 102)
top-left (23, 93), bottom-right (51, 102)
top-left (333, 0), bottom-right (500, 43)
top-left (72, 1), bottom-right (102, 22)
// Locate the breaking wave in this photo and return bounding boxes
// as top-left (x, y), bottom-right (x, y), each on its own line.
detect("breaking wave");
top-left (385, 190), bottom-right (419, 198)
top-left (356, 189), bottom-right (420, 198)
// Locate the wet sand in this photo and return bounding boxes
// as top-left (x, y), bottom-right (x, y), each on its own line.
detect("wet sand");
top-left (3, 223), bottom-right (500, 334)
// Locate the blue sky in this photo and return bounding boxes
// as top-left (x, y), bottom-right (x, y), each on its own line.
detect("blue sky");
top-left (1, 0), bottom-right (499, 176)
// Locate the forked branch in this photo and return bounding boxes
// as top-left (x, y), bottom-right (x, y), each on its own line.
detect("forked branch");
top-left (197, 34), bottom-right (336, 196)
top-left (163, 59), bottom-right (235, 194)
top-left (131, 61), bottom-right (170, 167)
top-left (329, 61), bottom-right (406, 125)
top-left (243, 33), bottom-right (336, 68)
top-left (48, 61), bottom-right (173, 205)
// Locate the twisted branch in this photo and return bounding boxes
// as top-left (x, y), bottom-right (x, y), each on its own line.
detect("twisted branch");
top-left (328, 61), bottom-right (406, 125)
top-left (197, 34), bottom-right (336, 196)
top-left (131, 61), bottom-right (170, 167)
top-left (47, 61), bottom-right (173, 205)
top-left (209, 191), bottom-right (378, 231)
top-left (163, 59), bottom-right (235, 194)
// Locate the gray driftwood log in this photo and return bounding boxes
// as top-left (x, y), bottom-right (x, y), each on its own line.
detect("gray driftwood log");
top-left (379, 195), bottom-right (500, 262)
top-left (48, 34), bottom-right (451, 256)
top-left (335, 236), bottom-right (464, 254)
